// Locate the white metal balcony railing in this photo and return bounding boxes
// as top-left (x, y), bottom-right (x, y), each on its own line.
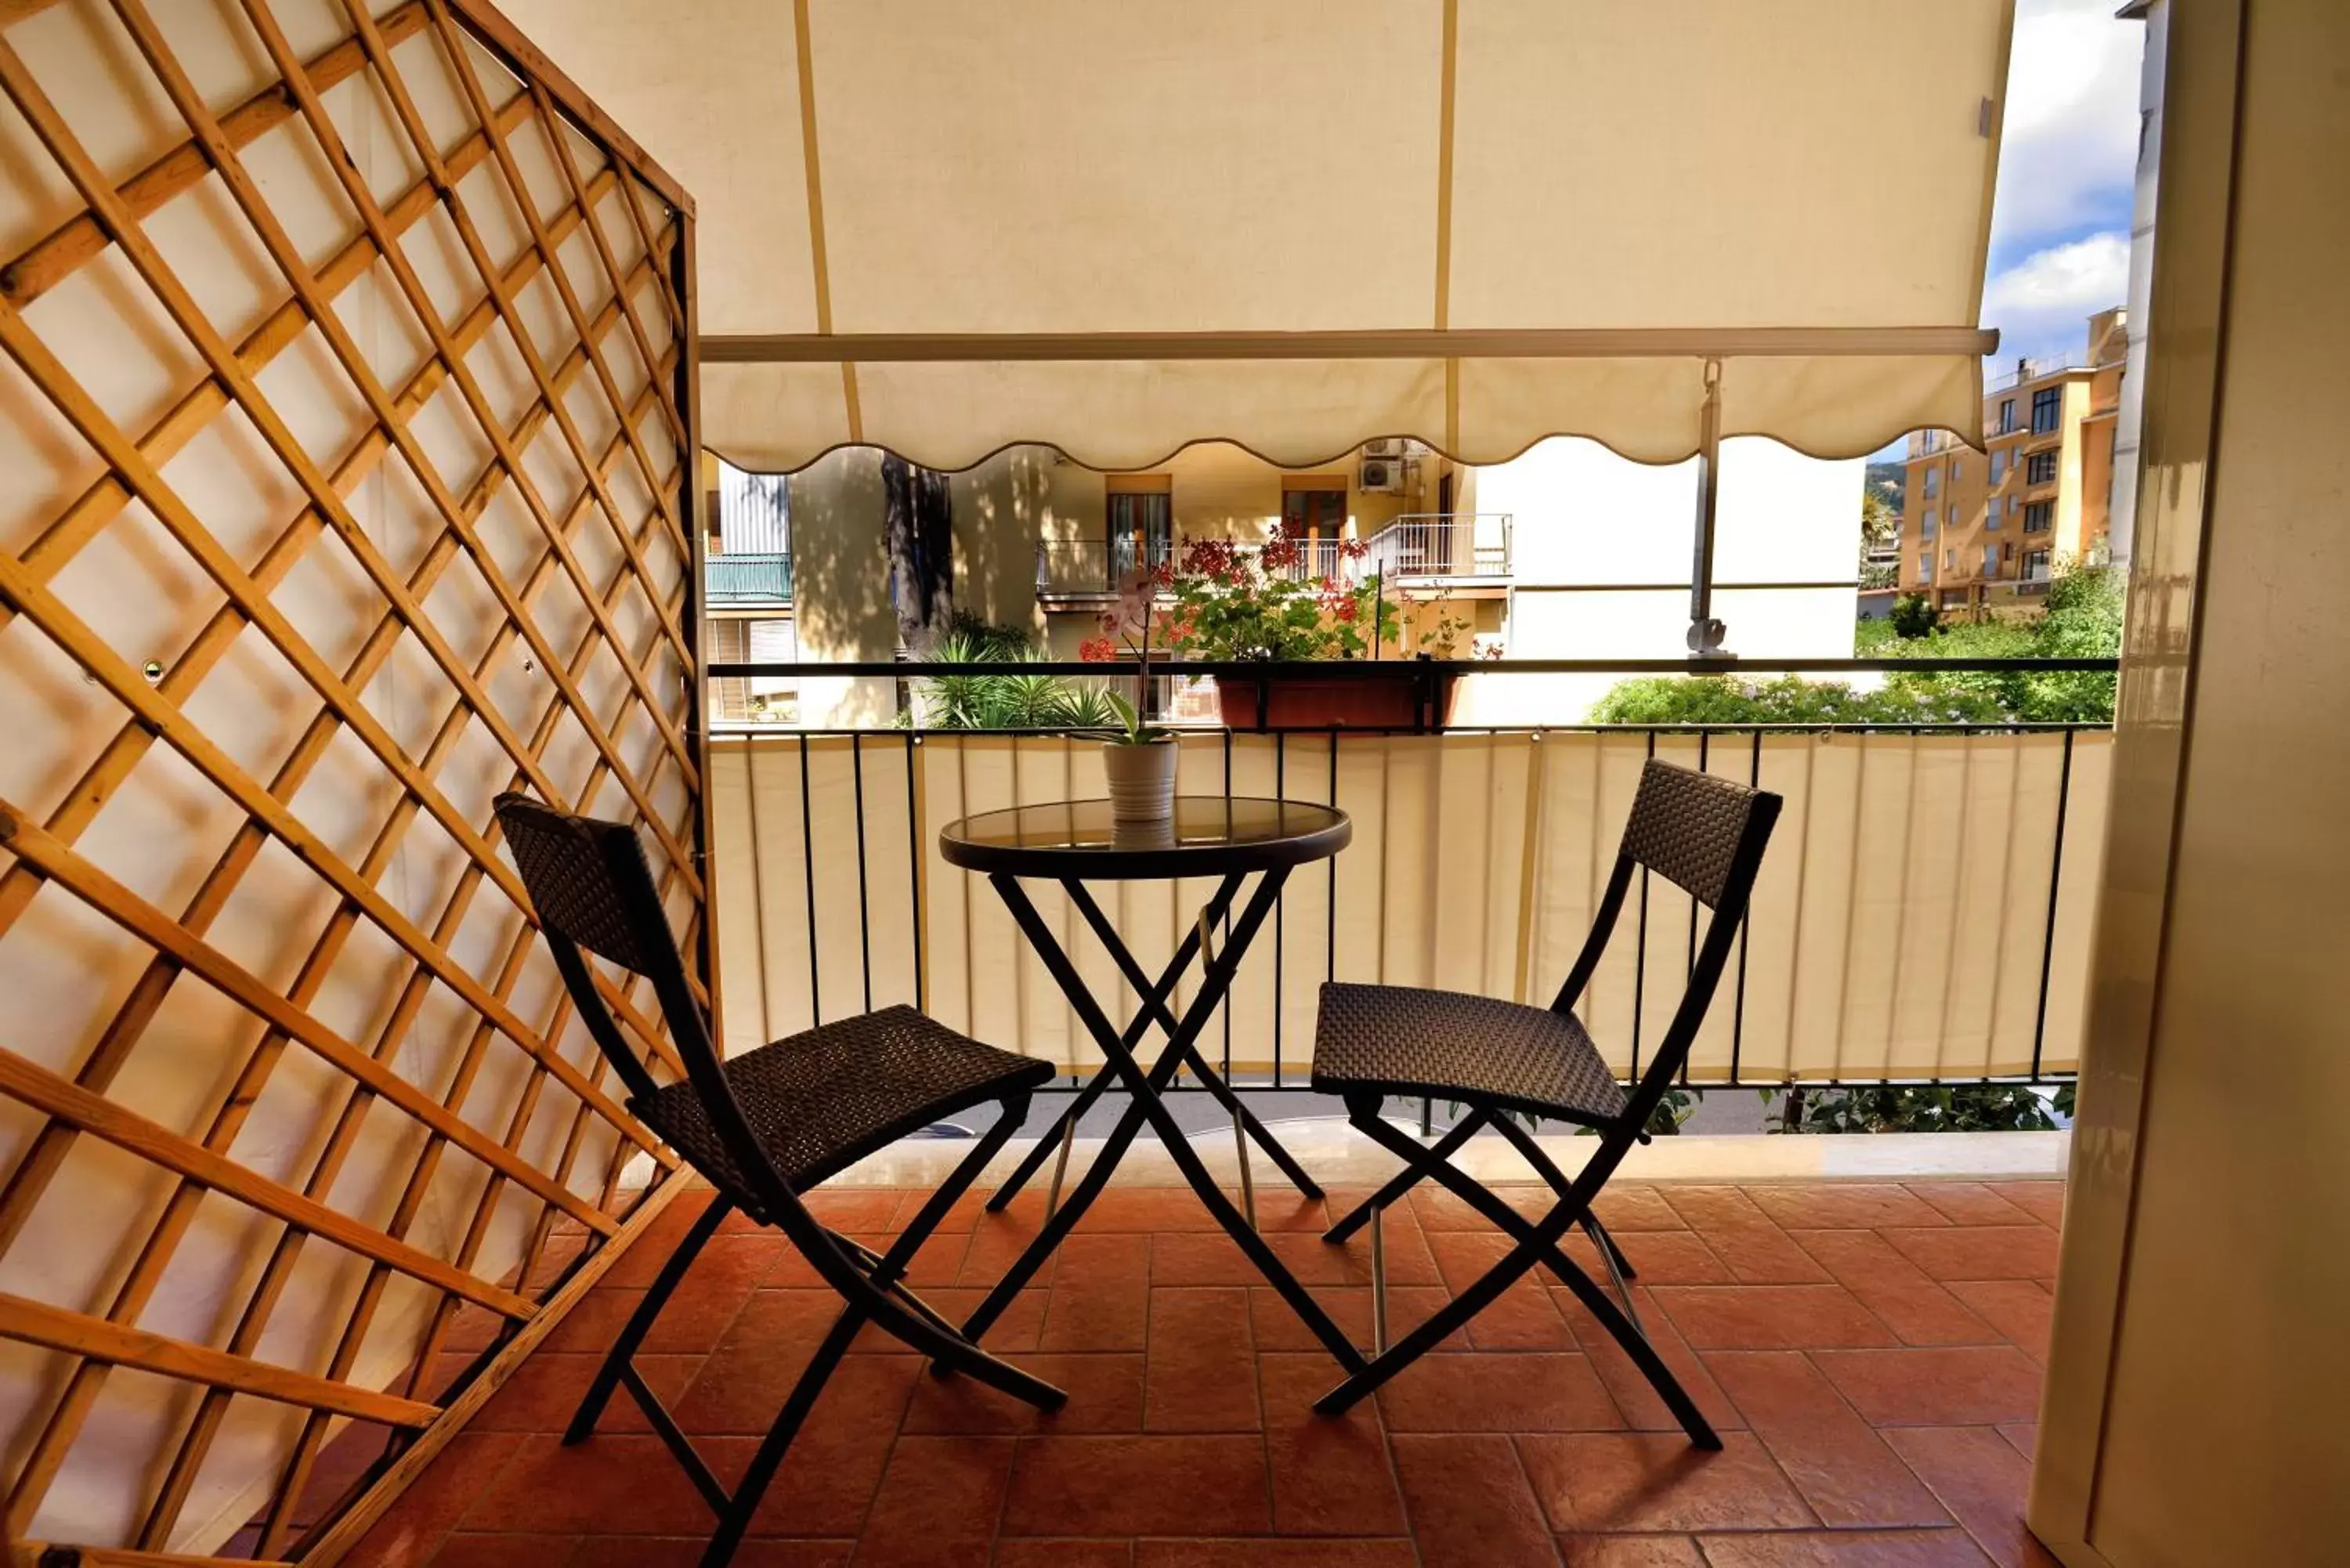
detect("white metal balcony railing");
top-left (1037, 515), bottom-right (1513, 598)
top-left (708, 725), bottom-right (2108, 1088)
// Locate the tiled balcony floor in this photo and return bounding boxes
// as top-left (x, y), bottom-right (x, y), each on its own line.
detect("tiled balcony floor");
top-left (350, 1176), bottom-right (2064, 1567)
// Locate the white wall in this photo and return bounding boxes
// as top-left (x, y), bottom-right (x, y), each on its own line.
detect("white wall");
top-left (1459, 436), bottom-right (1863, 722)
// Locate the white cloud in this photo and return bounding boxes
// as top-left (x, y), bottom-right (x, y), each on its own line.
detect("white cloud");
top-left (1982, 232), bottom-right (2129, 362)
top-left (1988, 0), bottom-right (2145, 242)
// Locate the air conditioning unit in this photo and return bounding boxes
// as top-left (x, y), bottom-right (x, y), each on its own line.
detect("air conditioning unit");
top-left (1358, 457), bottom-right (1405, 493)
top-left (1361, 437), bottom-right (1407, 459)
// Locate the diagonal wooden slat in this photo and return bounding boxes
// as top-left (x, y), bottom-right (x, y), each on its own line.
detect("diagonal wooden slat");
top-left (0, 1294), bottom-right (439, 1428)
top-left (0, 0), bottom-right (703, 1555)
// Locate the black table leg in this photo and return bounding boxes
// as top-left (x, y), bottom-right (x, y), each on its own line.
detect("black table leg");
top-left (981, 869), bottom-right (1365, 1372)
top-left (1061, 880), bottom-right (1325, 1201)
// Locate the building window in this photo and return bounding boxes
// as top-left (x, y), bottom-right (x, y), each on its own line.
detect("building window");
top-left (1988, 449), bottom-right (2005, 484)
top-left (1983, 544), bottom-right (1999, 576)
top-left (1922, 468), bottom-right (1940, 499)
top-left (1107, 490), bottom-right (1173, 578)
top-left (2031, 386), bottom-right (2062, 433)
top-left (2024, 547), bottom-right (2051, 580)
top-left (1920, 508), bottom-right (1936, 536)
top-left (2025, 450), bottom-right (2058, 486)
top-left (2023, 500), bottom-right (2053, 533)
top-left (1279, 486), bottom-right (1347, 577)
top-left (1948, 457), bottom-right (1962, 486)
top-left (1918, 551), bottom-right (1935, 583)
top-left (1984, 497), bottom-right (2000, 529)
top-left (1998, 398), bottom-right (2017, 434)
top-left (1943, 547), bottom-right (1956, 572)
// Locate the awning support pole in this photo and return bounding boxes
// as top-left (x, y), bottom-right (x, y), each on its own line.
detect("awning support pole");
top-left (1687, 357), bottom-right (1730, 657)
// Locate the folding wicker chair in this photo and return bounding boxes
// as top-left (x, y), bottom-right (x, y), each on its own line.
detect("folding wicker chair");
top-left (1307, 759), bottom-right (1781, 1441)
top-left (494, 794), bottom-right (1065, 1566)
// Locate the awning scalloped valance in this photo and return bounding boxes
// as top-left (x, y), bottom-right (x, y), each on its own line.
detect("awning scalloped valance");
top-left (501, 0), bottom-right (2010, 472)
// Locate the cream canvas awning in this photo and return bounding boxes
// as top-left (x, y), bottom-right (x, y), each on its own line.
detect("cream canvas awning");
top-left (500, 0), bottom-right (2010, 472)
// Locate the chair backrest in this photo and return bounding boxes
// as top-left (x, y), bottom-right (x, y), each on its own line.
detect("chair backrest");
top-left (1552, 760), bottom-right (1782, 1129)
top-left (494, 793), bottom-right (801, 1224)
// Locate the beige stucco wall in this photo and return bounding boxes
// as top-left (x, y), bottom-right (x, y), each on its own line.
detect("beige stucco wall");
top-left (2033, 2), bottom-right (2350, 1563)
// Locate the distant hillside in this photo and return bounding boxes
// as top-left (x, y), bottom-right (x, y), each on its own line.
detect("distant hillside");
top-left (1865, 461), bottom-right (1906, 513)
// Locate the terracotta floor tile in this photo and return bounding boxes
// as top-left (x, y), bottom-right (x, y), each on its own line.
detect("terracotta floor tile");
top-left (458, 1433), bottom-right (721, 1535)
top-left (1568, 1230), bottom-right (1731, 1287)
top-left (1702, 1350), bottom-right (1948, 1529)
top-left (1377, 1351), bottom-right (1622, 1433)
top-left (1810, 1347), bottom-right (2043, 1427)
top-left (801, 1187), bottom-right (904, 1231)
top-left (1904, 1183), bottom-right (2035, 1227)
top-left (1983, 1183), bottom-right (2065, 1230)
top-left (425, 1532), bottom-right (579, 1566)
top-left (1781, 1231), bottom-right (2000, 1348)
top-left (851, 1435), bottom-right (1017, 1566)
top-left (598, 1191), bottom-right (718, 1284)
top-left (1882, 1425), bottom-right (2054, 1568)
top-left (1260, 1353), bottom-right (1408, 1537)
top-left (1649, 1284), bottom-right (1896, 1351)
top-left (1002, 1436), bottom-right (1271, 1537)
top-left (888, 1183), bottom-right (996, 1234)
top-left (674, 1300), bottom-right (896, 1433)
top-left (1591, 1186), bottom-right (1688, 1232)
top-left (565, 1539), bottom-right (853, 1567)
top-left (1517, 1432), bottom-right (1814, 1533)
top-left (1694, 1529), bottom-right (1994, 1566)
top-left (991, 1544), bottom-right (1136, 1568)
top-left (475, 1350), bottom-right (703, 1435)
top-left (1742, 1183), bottom-right (1950, 1231)
top-left (959, 1212), bottom-right (1056, 1288)
top-left (1267, 1227), bottom-right (1441, 1288)
top-left (356, 1433), bottom-right (524, 1564)
top-left (902, 1353), bottom-right (1144, 1435)
top-left (1144, 1288), bottom-right (1260, 1431)
top-left (1879, 1228), bottom-right (2061, 1284)
top-left (1996, 1422), bottom-right (2036, 1461)
top-left (1421, 1231), bottom-right (1572, 1348)
top-left (545, 1270), bottom-right (759, 1357)
top-left (1251, 1187), bottom-right (1338, 1233)
top-left (1555, 1536), bottom-right (1707, 1566)
top-left (1133, 1542), bottom-right (1419, 1567)
top-left (1147, 1230), bottom-right (1256, 1285)
top-left (898, 1286), bottom-right (1047, 1355)
top-left (1389, 1433), bottom-right (1561, 1568)
top-left (1246, 1284), bottom-right (1461, 1355)
top-left (1039, 1234), bottom-right (1152, 1351)
top-left (725, 1364), bottom-right (919, 1536)
top-left (1691, 1225), bottom-right (1833, 1286)
top-left (1554, 1287), bottom-right (1743, 1436)
top-left (440, 1303), bottom-right (504, 1354)
top-left (1943, 1281), bottom-right (2055, 1363)
top-left (1658, 1186), bottom-right (1773, 1230)
top-left (1076, 1186), bottom-right (1240, 1231)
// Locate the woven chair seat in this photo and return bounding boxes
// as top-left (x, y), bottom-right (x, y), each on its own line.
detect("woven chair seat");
top-left (633, 1005), bottom-right (1055, 1212)
top-left (1311, 982), bottom-right (1628, 1126)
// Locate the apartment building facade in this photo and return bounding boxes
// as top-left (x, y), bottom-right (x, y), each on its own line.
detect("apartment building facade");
top-left (1900, 309), bottom-right (2126, 616)
top-left (707, 436), bottom-right (1865, 728)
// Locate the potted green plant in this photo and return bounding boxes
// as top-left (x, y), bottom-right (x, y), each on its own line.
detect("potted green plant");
top-left (1074, 568), bottom-right (1180, 822)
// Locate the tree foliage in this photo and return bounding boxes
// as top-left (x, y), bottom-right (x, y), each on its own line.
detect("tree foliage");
top-left (1594, 565), bottom-right (2122, 727)
top-left (1759, 1084), bottom-right (2059, 1134)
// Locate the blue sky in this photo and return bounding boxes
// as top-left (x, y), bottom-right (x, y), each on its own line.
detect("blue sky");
top-left (1875, 0), bottom-right (2146, 459)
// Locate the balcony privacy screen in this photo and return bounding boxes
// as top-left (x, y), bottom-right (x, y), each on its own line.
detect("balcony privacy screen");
top-left (0, 0), bottom-right (702, 1557)
top-left (497, 0), bottom-right (2011, 473)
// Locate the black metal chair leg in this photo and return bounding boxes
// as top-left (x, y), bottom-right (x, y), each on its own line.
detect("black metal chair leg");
top-left (986, 1066), bottom-right (1111, 1210)
top-left (700, 1304), bottom-right (865, 1566)
top-left (1484, 1111), bottom-right (1640, 1281)
top-left (566, 1192), bottom-right (733, 1444)
top-left (1322, 1110), bottom-right (1484, 1243)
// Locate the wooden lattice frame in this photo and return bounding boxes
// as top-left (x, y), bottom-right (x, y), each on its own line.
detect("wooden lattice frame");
top-left (0, 0), bottom-right (708, 1559)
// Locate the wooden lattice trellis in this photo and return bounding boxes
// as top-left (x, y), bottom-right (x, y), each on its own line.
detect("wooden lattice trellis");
top-left (0, 0), bottom-right (707, 1559)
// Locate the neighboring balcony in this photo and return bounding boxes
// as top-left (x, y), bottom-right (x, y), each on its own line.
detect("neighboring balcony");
top-left (1036, 515), bottom-right (1514, 603)
top-left (704, 551), bottom-right (794, 605)
top-left (1035, 537), bottom-right (1169, 600)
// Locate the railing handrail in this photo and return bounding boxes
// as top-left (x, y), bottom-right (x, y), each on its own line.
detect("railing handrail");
top-left (708, 655), bottom-right (2120, 678)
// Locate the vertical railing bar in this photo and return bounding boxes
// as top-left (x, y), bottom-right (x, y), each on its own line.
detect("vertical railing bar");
top-left (1730, 728), bottom-right (1760, 1085)
top-left (1682, 731), bottom-right (1706, 1087)
top-left (2030, 729), bottom-right (2075, 1078)
top-left (851, 732), bottom-right (872, 1013)
top-left (1629, 732), bottom-right (1654, 1083)
top-left (1222, 728), bottom-right (1233, 1077)
top-left (743, 738), bottom-right (772, 1045)
top-left (905, 733), bottom-right (924, 1010)
top-left (1274, 730), bottom-right (1285, 1089)
top-left (798, 733), bottom-right (822, 1027)
top-left (1326, 728), bottom-right (1339, 989)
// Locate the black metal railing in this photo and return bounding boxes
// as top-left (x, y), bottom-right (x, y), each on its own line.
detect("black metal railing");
top-left (702, 656), bottom-right (2115, 1100)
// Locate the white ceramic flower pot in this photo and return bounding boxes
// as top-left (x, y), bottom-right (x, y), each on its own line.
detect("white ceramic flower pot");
top-left (1102, 740), bottom-right (1178, 825)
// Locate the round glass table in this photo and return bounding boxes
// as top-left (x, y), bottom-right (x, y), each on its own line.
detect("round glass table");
top-left (938, 796), bottom-right (1363, 1371)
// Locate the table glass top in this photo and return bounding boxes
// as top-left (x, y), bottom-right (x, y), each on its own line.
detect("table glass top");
top-left (939, 797), bottom-right (1347, 859)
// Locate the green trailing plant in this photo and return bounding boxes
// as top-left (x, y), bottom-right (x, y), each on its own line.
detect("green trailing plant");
top-left (1757, 1083), bottom-right (2060, 1134)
